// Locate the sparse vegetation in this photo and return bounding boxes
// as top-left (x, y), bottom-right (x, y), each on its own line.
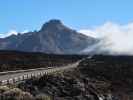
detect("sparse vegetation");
top-left (35, 94), bottom-right (52, 100)
top-left (15, 55), bottom-right (133, 100)
top-left (1, 53), bottom-right (133, 100)
top-left (0, 87), bottom-right (33, 100)
top-left (0, 86), bottom-right (53, 100)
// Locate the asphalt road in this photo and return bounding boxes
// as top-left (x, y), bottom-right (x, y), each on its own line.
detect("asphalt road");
top-left (0, 61), bottom-right (79, 85)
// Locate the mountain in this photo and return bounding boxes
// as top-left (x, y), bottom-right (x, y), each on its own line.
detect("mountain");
top-left (0, 19), bottom-right (97, 54)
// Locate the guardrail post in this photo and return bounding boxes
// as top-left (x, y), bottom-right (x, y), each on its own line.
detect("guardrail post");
top-left (1, 80), bottom-right (7, 85)
top-left (31, 73), bottom-right (34, 77)
top-left (19, 76), bottom-right (23, 81)
top-left (14, 77), bottom-right (19, 82)
top-left (27, 74), bottom-right (31, 79)
top-left (8, 78), bottom-right (14, 84)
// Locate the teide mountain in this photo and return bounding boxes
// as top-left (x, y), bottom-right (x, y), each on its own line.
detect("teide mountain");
top-left (0, 20), bottom-right (97, 54)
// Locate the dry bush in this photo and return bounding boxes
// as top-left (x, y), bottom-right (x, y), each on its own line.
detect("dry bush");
top-left (1, 87), bottom-right (34, 100)
top-left (0, 86), bottom-right (10, 93)
top-left (35, 94), bottom-right (52, 100)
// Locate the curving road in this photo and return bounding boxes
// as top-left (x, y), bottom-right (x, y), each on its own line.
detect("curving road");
top-left (0, 58), bottom-right (104, 100)
top-left (0, 61), bottom-right (80, 85)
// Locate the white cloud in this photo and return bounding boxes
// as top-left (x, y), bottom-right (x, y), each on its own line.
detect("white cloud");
top-left (0, 30), bottom-right (29, 38)
top-left (79, 22), bottom-right (133, 55)
top-left (21, 30), bottom-right (29, 34)
top-left (79, 29), bottom-right (99, 38)
top-left (0, 30), bottom-right (18, 38)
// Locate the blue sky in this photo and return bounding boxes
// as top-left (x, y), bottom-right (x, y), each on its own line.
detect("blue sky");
top-left (0, 0), bottom-right (133, 34)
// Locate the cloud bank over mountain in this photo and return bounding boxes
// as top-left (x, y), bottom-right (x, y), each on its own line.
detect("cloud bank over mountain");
top-left (1, 20), bottom-right (133, 55)
top-left (79, 22), bottom-right (133, 55)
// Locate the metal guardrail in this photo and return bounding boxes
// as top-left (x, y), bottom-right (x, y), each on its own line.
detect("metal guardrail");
top-left (0, 67), bottom-right (54, 75)
top-left (0, 62), bottom-right (79, 85)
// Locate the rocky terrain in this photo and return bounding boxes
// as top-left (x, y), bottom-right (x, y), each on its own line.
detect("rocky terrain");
top-left (79, 55), bottom-right (133, 86)
top-left (0, 68), bottom-right (104, 100)
top-left (16, 55), bottom-right (133, 100)
top-left (78, 55), bottom-right (133, 100)
top-left (1, 55), bottom-right (133, 100)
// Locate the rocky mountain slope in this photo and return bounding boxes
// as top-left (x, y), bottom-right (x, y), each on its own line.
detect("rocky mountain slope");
top-left (0, 20), bottom-right (97, 54)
